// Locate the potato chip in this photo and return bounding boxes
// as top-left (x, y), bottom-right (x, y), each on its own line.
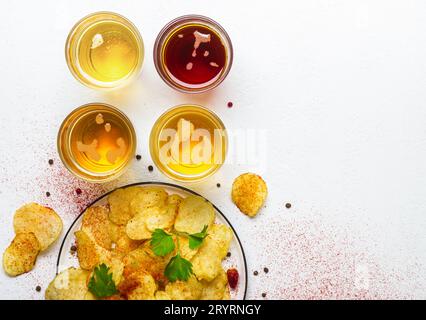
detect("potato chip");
top-left (3, 232), bottom-right (40, 276)
top-left (232, 173), bottom-right (267, 217)
top-left (176, 236), bottom-right (198, 261)
top-left (167, 194), bottom-right (183, 206)
top-left (191, 236), bottom-right (222, 281)
top-left (145, 204), bottom-right (178, 232)
top-left (119, 271), bottom-right (157, 300)
top-left (130, 187), bottom-right (168, 214)
top-left (101, 252), bottom-right (125, 285)
top-left (75, 230), bottom-right (100, 270)
top-left (222, 286), bottom-right (231, 300)
top-left (45, 267), bottom-right (90, 300)
top-left (174, 195), bottom-right (214, 234)
top-left (122, 243), bottom-right (169, 283)
top-left (125, 211), bottom-right (152, 240)
top-left (114, 234), bottom-right (141, 256)
top-left (13, 203), bottom-right (63, 251)
top-left (108, 223), bottom-right (126, 243)
top-left (200, 269), bottom-right (228, 300)
top-left (75, 230), bottom-right (124, 284)
top-left (108, 187), bottom-right (143, 225)
top-left (207, 224), bottom-right (233, 259)
top-left (165, 275), bottom-right (203, 300)
top-left (155, 291), bottom-right (171, 300)
top-left (81, 206), bottom-right (112, 250)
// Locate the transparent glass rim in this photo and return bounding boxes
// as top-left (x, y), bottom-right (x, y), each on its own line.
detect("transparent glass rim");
top-left (65, 11), bottom-right (144, 90)
top-left (149, 104), bottom-right (228, 182)
top-left (57, 102), bottom-right (137, 183)
top-left (153, 15), bottom-right (233, 94)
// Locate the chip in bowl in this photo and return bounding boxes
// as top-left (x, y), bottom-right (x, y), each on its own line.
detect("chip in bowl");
top-left (174, 195), bottom-right (215, 234)
top-left (45, 267), bottom-right (90, 300)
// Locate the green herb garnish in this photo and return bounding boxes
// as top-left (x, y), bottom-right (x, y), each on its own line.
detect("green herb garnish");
top-left (151, 229), bottom-right (175, 256)
top-left (88, 263), bottom-right (118, 298)
top-left (150, 225), bottom-right (208, 282)
top-left (188, 225), bottom-right (208, 249)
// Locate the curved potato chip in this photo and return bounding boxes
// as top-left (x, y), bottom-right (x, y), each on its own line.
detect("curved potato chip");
top-left (3, 232), bottom-right (40, 276)
top-left (167, 194), bottom-right (183, 206)
top-left (13, 203), bottom-right (63, 251)
top-left (75, 230), bottom-right (100, 270)
top-left (174, 195), bottom-right (214, 234)
top-left (108, 187), bottom-right (143, 225)
top-left (191, 237), bottom-right (222, 281)
top-left (45, 267), bottom-right (90, 300)
top-left (75, 230), bottom-right (124, 284)
top-left (145, 204), bottom-right (178, 232)
top-left (207, 224), bottom-right (233, 259)
top-left (130, 187), bottom-right (168, 215)
top-left (125, 211), bottom-right (152, 240)
top-left (119, 271), bottom-right (157, 300)
top-left (81, 206), bottom-right (112, 250)
top-left (232, 173), bottom-right (267, 217)
top-left (165, 275), bottom-right (202, 300)
top-left (200, 269), bottom-right (228, 300)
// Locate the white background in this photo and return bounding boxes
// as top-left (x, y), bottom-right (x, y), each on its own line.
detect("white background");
top-left (0, 0), bottom-right (425, 299)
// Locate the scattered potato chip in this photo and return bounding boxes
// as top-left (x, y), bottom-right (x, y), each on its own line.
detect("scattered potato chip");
top-left (207, 224), bottom-right (233, 259)
top-left (232, 173), bottom-right (267, 217)
top-left (13, 203), bottom-right (63, 251)
top-left (3, 232), bottom-right (40, 276)
top-left (119, 271), bottom-right (157, 300)
top-left (165, 275), bottom-right (203, 300)
top-left (45, 267), bottom-right (90, 300)
top-left (191, 236), bottom-right (222, 281)
top-left (108, 187), bottom-right (143, 225)
top-left (81, 206), bottom-right (112, 250)
top-left (174, 195), bottom-right (214, 234)
top-left (125, 211), bottom-right (152, 240)
top-left (200, 269), bottom-right (228, 300)
top-left (130, 187), bottom-right (168, 215)
top-left (75, 230), bottom-right (100, 270)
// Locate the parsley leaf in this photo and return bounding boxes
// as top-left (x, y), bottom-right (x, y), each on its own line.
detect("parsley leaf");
top-left (88, 263), bottom-right (118, 298)
top-left (151, 229), bottom-right (175, 256)
top-left (188, 225), bottom-right (208, 249)
top-left (164, 253), bottom-right (193, 282)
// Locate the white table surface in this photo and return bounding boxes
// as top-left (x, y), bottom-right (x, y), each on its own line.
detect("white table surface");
top-left (0, 0), bottom-right (425, 300)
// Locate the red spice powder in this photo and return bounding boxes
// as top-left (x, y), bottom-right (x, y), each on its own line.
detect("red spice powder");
top-left (252, 215), bottom-right (419, 300)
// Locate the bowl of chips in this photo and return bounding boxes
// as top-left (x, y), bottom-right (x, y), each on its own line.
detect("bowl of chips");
top-left (52, 182), bottom-right (247, 300)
